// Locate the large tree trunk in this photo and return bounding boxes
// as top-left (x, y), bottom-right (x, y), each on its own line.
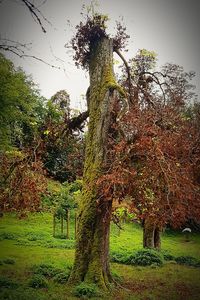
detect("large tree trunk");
top-left (69, 38), bottom-right (121, 289)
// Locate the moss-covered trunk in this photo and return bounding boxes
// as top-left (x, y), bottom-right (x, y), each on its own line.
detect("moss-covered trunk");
top-left (69, 38), bottom-right (121, 289)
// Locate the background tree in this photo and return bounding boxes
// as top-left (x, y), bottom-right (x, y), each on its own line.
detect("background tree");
top-left (0, 54), bottom-right (48, 214)
top-left (39, 90), bottom-right (85, 182)
top-left (98, 50), bottom-right (200, 249)
top-left (0, 53), bottom-right (45, 150)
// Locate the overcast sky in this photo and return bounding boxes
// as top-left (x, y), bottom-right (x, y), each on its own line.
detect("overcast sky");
top-left (0, 0), bottom-right (200, 109)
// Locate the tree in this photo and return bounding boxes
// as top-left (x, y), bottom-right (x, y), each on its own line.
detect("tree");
top-left (69, 13), bottom-right (127, 289)
top-left (0, 54), bottom-right (48, 214)
top-left (0, 53), bottom-right (45, 150)
top-left (98, 50), bottom-right (200, 250)
top-left (38, 90), bottom-right (85, 182)
top-left (0, 150), bottom-right (47, 214)
top-left (0, 55), bottom-right (85, 214)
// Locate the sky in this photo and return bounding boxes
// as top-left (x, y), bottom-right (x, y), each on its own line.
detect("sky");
top-left (0, 0), bottom-right (200, 110)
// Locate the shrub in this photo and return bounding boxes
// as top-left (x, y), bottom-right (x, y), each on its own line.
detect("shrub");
top-left (26, 232), bottom-right (45, 241)
top-left (28, 275), bottom-right (48, 289)
top-left (45, 240), bottom-right (75, 249)
top-left (68, 180), bottom-right (83, 193)
top-left (32, 263), bottom-right (62, 278)
top-left (110, 251), bottom-right (132, 264)
top-left (73, 282), bottom-right (99, 298)
top-left (15, 239), bottom-right (31, 246)
top-left (111, 249), bottom-right (163, 266)
top-left (175, 256), bottom-right (200, 267)
top-left (0, 232), bottom-right (17, 240)
top-left (53, 271), bottom-right (70, 284)
top-left (162, 253), bottom-right (175, 261)
top-left (3, 258), bottom-right (15, 265)
top-left (133, 249), bottom-right (164, 266)
top-left (53, 234), bottom-right (67, 240)
top-left (0, 277), bottom-right (19, 289)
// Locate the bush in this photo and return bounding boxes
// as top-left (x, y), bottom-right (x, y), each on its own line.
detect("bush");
top-left (133, 249), bottom-right (164, 266)
top-left (68, 180), bottom-right (83, 193)
top-left (110, 251), bottom-right (133, 264)
top-left (0, 277), bottom-right (19, 289)
top-left (73, 282), bottom-right (99, 298)
top-left (111, 249), bottom-right (163, 266)
top-left (45, 240), bottom-right (75, 249)
top-left (3, 258), bottom-right (15, 264)
top-left (26, 232), bottom-right (46, 241)
top-left (15, 238), bottom-right (32, 246)
top-left (175, 256), bottom-right (200, 267)
top-left (0, 232), bottom-right (17, 240)
top-left (53, 271), bottom-right (70, 284)
top-left (162, 252), bottom-right (175, 261)
top-left (32, 263), bottom-right (62, 278)
top-left (28, 275), bottom-right (48, 289)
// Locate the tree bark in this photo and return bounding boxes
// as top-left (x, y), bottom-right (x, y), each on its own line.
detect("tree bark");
top-left (69, 38), bottom-right (122, 289)
top-left (143, 218), bottom-right (162, 249)
top-left (61, 216), bottom-right (64, 235)
top-left (66, 209), bottom-right (70, 239)
top-left (53, 214), bottom-right (56, 237)
top-left (143, 218), bottom-right (155, 248)
top-left (154, 226), bottom-right (161, 250)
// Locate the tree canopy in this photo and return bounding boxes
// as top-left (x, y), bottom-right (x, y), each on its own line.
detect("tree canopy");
top-left (0, 53), bottom-right (45, 150)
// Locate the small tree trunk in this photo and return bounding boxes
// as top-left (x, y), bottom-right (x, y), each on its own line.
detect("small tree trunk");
top-left (66, 209), bottom-right (70, 239)
top-left (53, 214), bottom-right (56, 237)
top-left (61, 216), bottom-right (64, 235)
top-left (143, 219), bottom-right (162, 249)
top-left (74, 210), bottom-right (77, 239)
top-left (154, 226), bottom-right (161, 250)
top-left (143, 218), bottom-right (155, 248)
top-left (69, 38), bottom-right (122, 289)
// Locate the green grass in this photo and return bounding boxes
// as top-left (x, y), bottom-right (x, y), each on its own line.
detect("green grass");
top-left (0, 213), bottom-right (200, 299)
top-left (110, 222), bottom-right (200, 259)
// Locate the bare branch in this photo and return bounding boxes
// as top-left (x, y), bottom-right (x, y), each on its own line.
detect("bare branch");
top-left (140, 71), bottom-right (167, 104)
top-left (114, 48), bottom-right (133, 105)
top-left (21, 0), bottom-right (51, 33)
top-left (0, 39), bottom-right (61, 69)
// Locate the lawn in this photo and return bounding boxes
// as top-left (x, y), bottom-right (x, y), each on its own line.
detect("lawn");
top-left (0, 213), bottom-right (200, 299)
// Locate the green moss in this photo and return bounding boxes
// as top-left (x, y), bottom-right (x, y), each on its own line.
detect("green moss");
top-left (71, 39), bottom-right (126, 289)
top-left (82, 61), bottom-right (125, 202)
top-left (101, 64), bottom-right (126, 98)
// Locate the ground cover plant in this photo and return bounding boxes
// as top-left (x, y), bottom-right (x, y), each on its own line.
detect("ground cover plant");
top-left (0, 212), bottom-right (200, 299)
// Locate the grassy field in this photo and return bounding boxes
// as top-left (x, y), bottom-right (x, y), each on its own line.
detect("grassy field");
top-left (0, 212), bottom-right (200, 299)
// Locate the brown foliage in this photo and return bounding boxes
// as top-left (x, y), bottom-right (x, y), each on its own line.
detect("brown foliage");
top-left (97, 61), bottom-right (200, 228)
top-left (0, 151), bottom-right (47, 214)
